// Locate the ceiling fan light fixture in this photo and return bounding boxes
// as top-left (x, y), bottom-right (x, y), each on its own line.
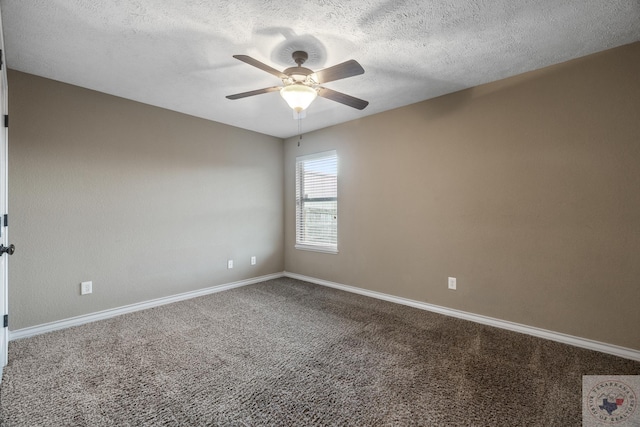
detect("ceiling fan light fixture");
top-left (280, 84), bottom-right (317, 112)
top-left (227, 52), bottom-right (368, 112)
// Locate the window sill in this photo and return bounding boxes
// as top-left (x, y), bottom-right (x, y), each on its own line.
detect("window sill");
top-left (295, 244), bottom-right (338, 254)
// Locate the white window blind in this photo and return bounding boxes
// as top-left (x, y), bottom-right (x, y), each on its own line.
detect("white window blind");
top-left (295, 150), bottom-right (338, 253)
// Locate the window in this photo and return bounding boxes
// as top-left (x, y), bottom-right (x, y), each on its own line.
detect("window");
top-left (295, 150), bottom-right (338, 253)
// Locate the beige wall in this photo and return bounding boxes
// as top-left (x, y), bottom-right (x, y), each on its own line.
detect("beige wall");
top-left (8, 70), bottom-right (284, 329)
top-left (8, 42), bottom-right (640, 350)
top-left (284, 42), bottom-right (640, 350)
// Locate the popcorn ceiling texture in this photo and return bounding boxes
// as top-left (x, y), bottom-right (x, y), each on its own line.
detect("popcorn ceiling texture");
top-left (1, 0), bottom-right (639, 138)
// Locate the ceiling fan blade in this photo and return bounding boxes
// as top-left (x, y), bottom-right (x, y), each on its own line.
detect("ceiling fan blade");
top-left (317, 87), bottom-right (369, 110)
top-left (314, 60), bottom-right (365, 84)
top-left (226, 86), bottom-right (281, 100)
top-left (233, 55), bottom-right (287, 79)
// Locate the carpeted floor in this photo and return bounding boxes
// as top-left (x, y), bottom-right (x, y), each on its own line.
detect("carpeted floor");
top-left (0, 277), bottom-right (638, 426)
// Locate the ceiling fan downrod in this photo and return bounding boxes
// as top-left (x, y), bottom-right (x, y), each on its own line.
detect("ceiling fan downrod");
top-left (291, 51), bottom-right (308, 67)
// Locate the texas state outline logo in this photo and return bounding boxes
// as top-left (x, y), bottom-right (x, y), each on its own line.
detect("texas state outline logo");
top-left (583, 376), bottom-right (639, 426)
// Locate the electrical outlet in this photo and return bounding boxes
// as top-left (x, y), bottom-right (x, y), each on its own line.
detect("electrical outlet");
top-left (251, 256), bottom-right (256, 266)
top-left (227, 260), bottom-right (233, 269)
top-left (81, 281), bottom-right (93, 295)
top-left (448, 277), bottom-right (457, 290)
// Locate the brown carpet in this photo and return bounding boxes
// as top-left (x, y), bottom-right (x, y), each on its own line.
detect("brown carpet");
top-left (0, 277), bottom-right (638, 426)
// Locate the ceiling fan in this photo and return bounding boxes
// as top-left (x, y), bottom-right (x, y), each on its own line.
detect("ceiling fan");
top-left (226, 51), bottom-right (369, 114)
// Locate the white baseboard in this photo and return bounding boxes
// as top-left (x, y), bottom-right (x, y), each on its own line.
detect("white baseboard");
top-left (10, 271), bottom-right (639, 362)
top-left (283, 271), bottom-right (640, 362)
top-left (9, 273), bottom-right (285, 341)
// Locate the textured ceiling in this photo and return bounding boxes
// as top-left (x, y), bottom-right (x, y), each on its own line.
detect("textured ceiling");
top-left (1, 1), bottom-right (639, 138)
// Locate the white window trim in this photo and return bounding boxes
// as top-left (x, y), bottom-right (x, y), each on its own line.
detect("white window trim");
top-left (295, 150), bottom-right (338, 254)
top-left (294, 243), bottom-right (339, 254)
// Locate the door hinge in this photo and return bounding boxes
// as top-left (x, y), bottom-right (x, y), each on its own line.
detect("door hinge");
top-left (0, 49), bottom-right (3, 71)
top-left (3, 115), bottom-right (7, 128)
top-left (3, 315), bottom-right (7, 328)
top-left (3, 214), bottom-right (7, 227)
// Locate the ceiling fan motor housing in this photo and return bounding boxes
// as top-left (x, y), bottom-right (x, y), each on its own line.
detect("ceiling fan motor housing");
top-left (283, 51), bottom-right (317, 85)
top-left (283, 67), bottom-right (316, 83)
top-left (282, 50), bottom-right (318, 86)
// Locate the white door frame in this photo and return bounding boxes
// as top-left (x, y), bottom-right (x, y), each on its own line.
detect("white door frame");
top-left (0, 4), bottom-right (9, 379)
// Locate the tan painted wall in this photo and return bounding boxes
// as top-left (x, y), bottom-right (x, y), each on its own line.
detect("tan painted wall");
top-left (8, 70), bottom-right (284, 329)
top-left (8, 42), bottom-right (640, 350)
top-left (284, 42), bottom-right (640, 350)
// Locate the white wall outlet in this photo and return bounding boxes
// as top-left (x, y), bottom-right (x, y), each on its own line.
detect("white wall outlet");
top-left (81, 281), bottom-right (93, 295)
top-left (227, 260), bottom-right (233, 269)
top-left (251, 256), bottom-right (256, 266)
top-left (448, 277), bottom-right (457, 290)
